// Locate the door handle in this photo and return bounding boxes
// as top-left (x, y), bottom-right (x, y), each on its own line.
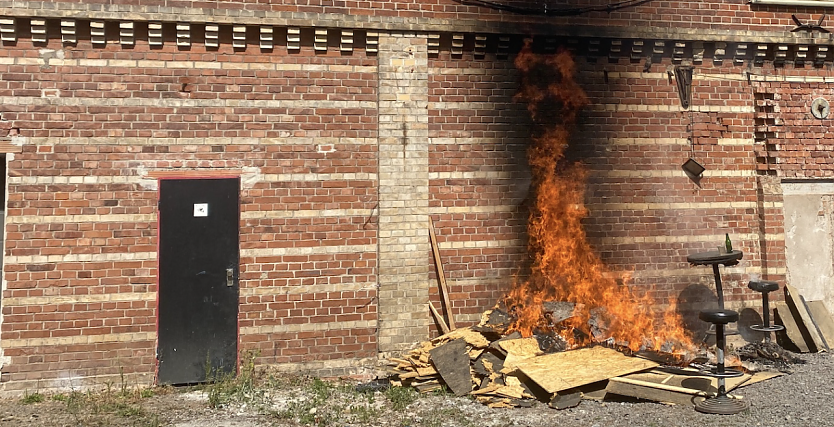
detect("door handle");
top-left (226, 268), bottom-right (234, 287)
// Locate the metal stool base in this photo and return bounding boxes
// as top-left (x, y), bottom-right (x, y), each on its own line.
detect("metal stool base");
top-left (750, 324), bottom-right (784, 333)
top-left (695, 394), bottom-right (749, 415)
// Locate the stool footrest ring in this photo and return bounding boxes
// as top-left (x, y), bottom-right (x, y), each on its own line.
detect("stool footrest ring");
top-left (699, 368), bottom-right (745, 379)
top-left (704, 328), bottom-right (739, 336)
top-left (750, 324), bottom-right (785, 333)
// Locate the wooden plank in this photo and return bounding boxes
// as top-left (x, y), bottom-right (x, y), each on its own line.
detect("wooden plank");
top-left (429, 339), bottom-right (472, 396)
top-left (416, 365), bottom-right (438, 377)
top-left (625, 368), bottom-right (751, 394)
top-left (785, 284), bottom-right (827, 352)
top-left (428, 217), bottom-right (456, 330)
top-left (775, 302), bottom-right (810, 352)
top-left (514, 346), bottom-right (658, 394)
top-left (428, 301), bottom-right (450, 334)
top-left (606, 377), bottom-right (712, 406)
top-left (806, 300), bottom-right (834, 349)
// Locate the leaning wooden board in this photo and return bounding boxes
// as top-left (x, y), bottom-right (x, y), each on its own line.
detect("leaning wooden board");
top-left (774, 302), bottom-right (810, 353)
top-left (513, 346), bottom-right (658, 394)
top-left (429, 339), bottom-right (472, 396)
top-left (785, 284), bottom-right (828, 352)
top-left (806, 300), bottom-right (834, 348)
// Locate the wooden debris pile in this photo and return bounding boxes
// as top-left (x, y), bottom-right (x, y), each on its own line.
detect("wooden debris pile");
top-left (407, 220), bottom-right (797, 409)
top-left (386, 324), bottom-right (789, 409)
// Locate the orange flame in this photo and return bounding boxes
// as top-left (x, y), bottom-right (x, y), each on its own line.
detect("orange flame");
top-left (505, 41), bottom-right (694, 354)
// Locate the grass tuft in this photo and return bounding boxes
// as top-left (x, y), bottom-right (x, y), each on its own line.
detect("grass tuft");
top-left (21, 389), bottom-right (44, 404)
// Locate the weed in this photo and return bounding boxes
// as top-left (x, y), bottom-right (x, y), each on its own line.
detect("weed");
top-left (349, 403), bottom-right (380, 424)
top-left (114, 402), bottom-right (145, 417)
top-left (309, 378), bottom-right (333, 400)
top-left (384, 385), bottom-right (418, 411)
top-left (21, 389), bottom-right (44, 404)
top-left (272, 376), bottom-right (388, 427)
top-left (203, 350), bottom-right (265, 409)
top-left (420, 406), bottom-right (476, 427)
top-left (119, 366), bottom-right (129, 397)
top-left (56, 369), bottom-right (163, 426)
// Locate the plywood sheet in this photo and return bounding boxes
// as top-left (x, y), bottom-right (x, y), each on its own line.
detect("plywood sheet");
top-left (775, 302), bottom-right (810, 353)
top-left (606, 377), bottom-right (711, 406)
top-left (429, 339), bottom-right (472, 396)
top-left (514, 346), bottom-right (658, 394)
top-left (807, 300), bottom-right (834, 348)
top-left (785, 284), bottom-right (827, 352)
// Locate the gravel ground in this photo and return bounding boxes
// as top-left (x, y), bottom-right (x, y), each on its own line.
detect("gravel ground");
top-left (0, 352), bottom-right (830, 427)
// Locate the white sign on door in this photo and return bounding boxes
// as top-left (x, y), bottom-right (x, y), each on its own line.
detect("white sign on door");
top-left (193, 203), bottom-right (208, 217)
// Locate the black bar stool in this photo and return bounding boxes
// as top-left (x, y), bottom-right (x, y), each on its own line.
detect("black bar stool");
top-left (695, 309), bottom-right (749, 415)
top-left (748, 280), bottom-right (784, 342)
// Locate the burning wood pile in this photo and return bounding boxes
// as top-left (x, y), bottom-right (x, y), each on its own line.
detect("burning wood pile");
top-left (385, 40), bottom-right (812, 410)
top-left (386, 303), bottom-right (797, 409)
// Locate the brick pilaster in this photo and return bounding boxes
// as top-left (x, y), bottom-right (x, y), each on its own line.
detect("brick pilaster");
top-left (376, 34), bottom-right (430, 352)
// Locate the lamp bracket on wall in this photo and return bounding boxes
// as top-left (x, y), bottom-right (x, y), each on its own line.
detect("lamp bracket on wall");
top-left (674, 66), bottom-right (694, 109)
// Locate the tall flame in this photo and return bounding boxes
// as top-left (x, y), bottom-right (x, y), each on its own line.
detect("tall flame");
top-left (505, 41), bottom-right (693, 353)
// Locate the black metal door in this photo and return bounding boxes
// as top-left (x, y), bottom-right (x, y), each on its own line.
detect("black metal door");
top-left (157, 178), bottom-right (240, 385)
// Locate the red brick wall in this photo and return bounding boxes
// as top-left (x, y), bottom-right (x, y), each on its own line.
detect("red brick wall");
top-left (755, 79), bottom-right (834, 178)
top-left (0, 0), bottom-right (822, 388)
top-left (0, 33), bottom-right (380, 388)
top-left (427, 55), bottom-right (529, 326)
top-left (12, 0), bottom-right (829, 32)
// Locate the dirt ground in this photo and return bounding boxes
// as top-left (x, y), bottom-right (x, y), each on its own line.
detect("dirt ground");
top-left (0, 352), bottom-right (830, 427)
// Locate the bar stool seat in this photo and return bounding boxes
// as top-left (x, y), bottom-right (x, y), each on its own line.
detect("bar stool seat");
top-left (748, 280), bottom-right (778, 293)
top-left (699, 309), bottom-right (739, 325)
top-left (748, 280), bottom-right (784, 335)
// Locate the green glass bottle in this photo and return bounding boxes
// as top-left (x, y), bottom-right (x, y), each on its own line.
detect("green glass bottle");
top-left (725, 233), bottom-right (733, 253)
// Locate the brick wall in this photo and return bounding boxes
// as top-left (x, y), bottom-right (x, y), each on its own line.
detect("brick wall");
top-left (0, 0), bottom-right (829, 391)
top-left (2, 0), bottom-right (830, 33)
top-left (0, 32), bottom-right (381, 391)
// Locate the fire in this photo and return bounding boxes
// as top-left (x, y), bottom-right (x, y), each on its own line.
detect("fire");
top-left (505, 40), bottom-right (694, 354)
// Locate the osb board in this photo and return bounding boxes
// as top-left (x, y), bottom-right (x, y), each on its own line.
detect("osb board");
top-left (514, 346), bottom-right (658, 394)
top-left (432, 327), bottom-right (490, 349)
top-left (775, 302), bottom-right (810, 353)
top-left (498, 337), bottom-right (543, 357)
top-left (807, 300), bottom-right (834, 349)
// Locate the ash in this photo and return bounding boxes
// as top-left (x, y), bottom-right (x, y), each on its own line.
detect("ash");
top-left (734, 341), bottom-right (805, 373)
